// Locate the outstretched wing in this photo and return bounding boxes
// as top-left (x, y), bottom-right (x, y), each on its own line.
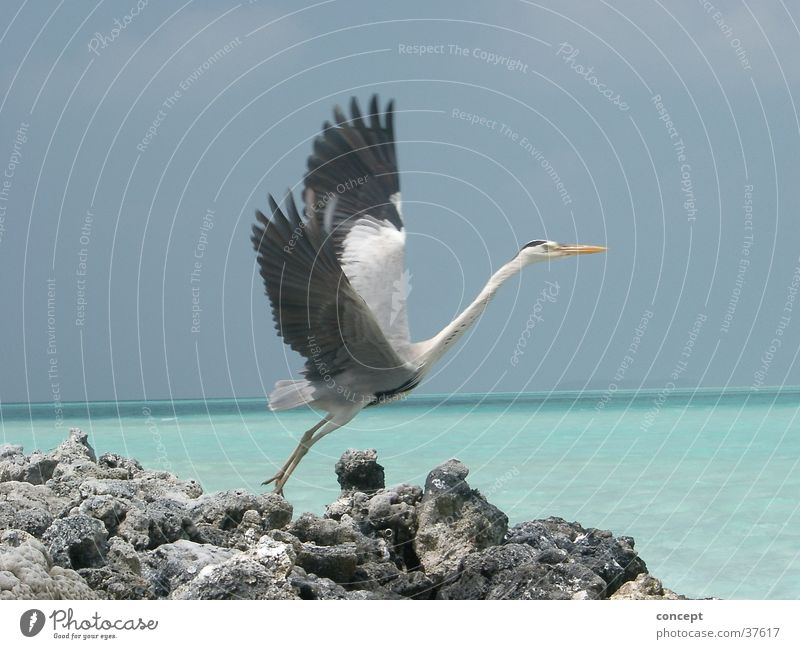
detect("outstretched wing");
top-left (251, 193), bottom-right (409, 391)
top-left (303, 95), bottom-right (411, 352)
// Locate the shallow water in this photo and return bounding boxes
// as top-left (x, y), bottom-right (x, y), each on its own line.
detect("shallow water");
top-left (2, 388), bottom-right (798, 599)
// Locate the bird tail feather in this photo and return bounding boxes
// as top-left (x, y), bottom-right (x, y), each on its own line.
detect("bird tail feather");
top-left (268, 379), bottom-right (315, 411)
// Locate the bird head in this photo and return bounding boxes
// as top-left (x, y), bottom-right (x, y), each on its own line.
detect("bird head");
top-left (518, 240), bottom-right (606, 264)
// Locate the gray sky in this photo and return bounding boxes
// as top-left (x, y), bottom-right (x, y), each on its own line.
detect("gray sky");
top-left (1, 0), bottom-right (799, 405)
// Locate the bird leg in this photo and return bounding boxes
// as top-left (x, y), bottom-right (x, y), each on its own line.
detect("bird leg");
top-left (269, 417), bottom-right (345, 495)
top-left (263, 416), bottom-right (330, 494)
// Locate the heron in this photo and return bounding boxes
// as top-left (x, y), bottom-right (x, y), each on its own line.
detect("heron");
top-left (252, 96), bottom-right (605, 494)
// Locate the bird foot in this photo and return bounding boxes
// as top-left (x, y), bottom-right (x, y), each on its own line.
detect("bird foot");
top-left (262, 472), bottom-right (286, 496)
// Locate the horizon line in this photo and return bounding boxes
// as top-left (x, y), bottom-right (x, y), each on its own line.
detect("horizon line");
top-left (3, 384), bottom-right (799, 409)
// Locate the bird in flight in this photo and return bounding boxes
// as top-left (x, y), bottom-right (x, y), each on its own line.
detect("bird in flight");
top-left (252, 96), bottom-right (605, 494)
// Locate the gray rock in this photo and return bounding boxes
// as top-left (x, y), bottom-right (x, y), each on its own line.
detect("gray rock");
top-left (170, 557), bottom-right (298, 599)
top-left (504, 516), bottom-right (580, 550)
top-left (295, 542), bottom-right (359, 583)
top-left (44, 445), bottom-right (131, 509)
top-left (0, 444), bottom-right (23, 459)
top-left (78, 495), bottom-right (128, 536)
top-left (289, 512), bottom-right (350, 545)
top-left (413, 460), bottom-right (508, 581)
top-left (214, 509), bottom-right (272, 550)
top-left (131, 471), bottom-right (203, 502)
top-left (43, 514), bottom-right (108, 569)
top-left (437, 543), bottom-right (607, 600)
top-left (170, 536), bottom-right (298, 600)
top-left (284, 512), bottom-right (402, 591)
top-left (289, 567), bottom-right (351, 599)
top-left (0, 529), bottom-right (97, 599)
top-left (21, 453), bottom-right (58, 485)
top-left (0, 432), bottom-right (684, 601)
top-left (116, 509), bottom-right (151, 551)
top-left (71, 470), bottom-right (200, 506)
top-left (50, 461), bottom-right (129, 484)
top-left (350, 559), bottom-right (435, 598)
top-left (323, 481), bottom-right (422, 569)
top-left (289, 565), bottom-right (404, 600)
top-left (106, 537), bottom-right (141, 575)
top-left (98, 453), bottom-right (143, 476)
top-left (424, 458), bottom-right (471, 497)
top-left (335, 449), bottom-right (385, 492)
top-left (384, 568), bottom-right (436, 599)
top-left (79, 478), bottom-right (137, 501)
top-left (342, 587), bottom-right (405, 600)
top-left (611, 573), bottom-right (685, 600)
top-left (191, 490), bottom-right (292, 532)
top-left (49, 428), bottom-right (97, 464)
top-left (366, 485), bottom-right (422, 567)
top-left (0, 482), bottom-right (67, 537)
top-left (0, 446), bottom-right (27, 482)
top-left (266, 528), bottom-right (303, 547)
top-left (0, 447), bottom-right (57, 485)
top-left (288, 512), bottom-right (389, 565)
top-left (504, 517), bottom-right (647, 596)
top-left (1, 506), bottom-right (52, 538)
top-left (289, 512), bottom-right (369, 547)
top-left (2, 429), bottom-right (96, 487)
top-left (571, 529), bottom-right (647, 595)
top-left (77, 566), bottom-right (155, 600)
top-left (324, 489), bottom-right (372, 524)
top-left (347, 558), bottom-right (400, 590)
top-left (145, 499), bottom-right (200, 549)
top-left (141, 540), bottom-right (238, 597)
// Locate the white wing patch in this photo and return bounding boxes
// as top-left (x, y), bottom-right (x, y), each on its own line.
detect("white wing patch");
top-left (391, 269), bottom-right (412, 326)
top-left (340, 216), bottom-right (410, 351)
top-left (322, 195), bottom-right (338, 233)
top-left (389, 191), bottom-right (402, 216)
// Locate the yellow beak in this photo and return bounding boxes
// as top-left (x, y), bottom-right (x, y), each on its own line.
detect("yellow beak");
top-left (557, 244), bottom-right (607, 256)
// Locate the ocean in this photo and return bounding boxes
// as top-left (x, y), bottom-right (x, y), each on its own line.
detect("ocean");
top-left (2, 388), bottom-right (798, 599)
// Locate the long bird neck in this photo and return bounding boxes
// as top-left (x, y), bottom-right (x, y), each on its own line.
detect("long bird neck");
top-left (421, 256), bottom-right (525, 365)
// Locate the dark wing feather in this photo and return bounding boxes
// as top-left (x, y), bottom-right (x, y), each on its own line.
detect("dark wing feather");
top-left (300, 96), bottom-right (412, 349)
top-left (251, 193), bottom-right (407, 381)
top-left (304, 95), bottom-right (402, 251)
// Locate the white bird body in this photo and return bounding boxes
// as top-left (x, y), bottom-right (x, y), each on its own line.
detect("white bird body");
top-left (252, 96), bottom-right (605, 493)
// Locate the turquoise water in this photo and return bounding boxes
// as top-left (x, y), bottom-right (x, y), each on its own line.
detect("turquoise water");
top-left (2, 388), bottom-right (798, 599)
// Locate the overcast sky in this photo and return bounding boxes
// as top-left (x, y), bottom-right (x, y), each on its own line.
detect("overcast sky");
top-left (1, 0), bottom-right (799, 405)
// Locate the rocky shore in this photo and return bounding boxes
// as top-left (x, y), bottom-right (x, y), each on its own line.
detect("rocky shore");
top-left (0, 428), bottom-right (684, 600)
